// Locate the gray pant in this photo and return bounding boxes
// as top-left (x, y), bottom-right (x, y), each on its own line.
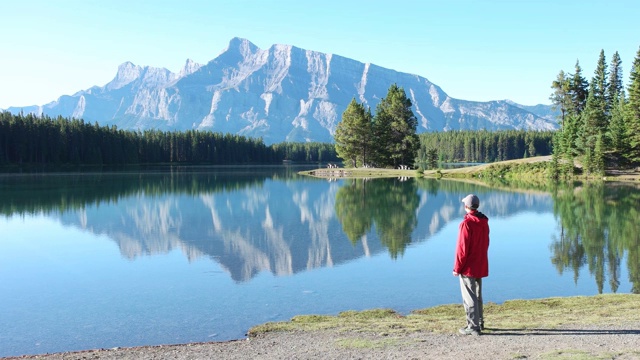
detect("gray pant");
top-left (459, 275), bottom-right (483, 330)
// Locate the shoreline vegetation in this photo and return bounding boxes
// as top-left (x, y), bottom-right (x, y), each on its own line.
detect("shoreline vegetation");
top-left (247, 294), bottom-right (640, 337)
top-left (301, 155), bottom-right (640, 182)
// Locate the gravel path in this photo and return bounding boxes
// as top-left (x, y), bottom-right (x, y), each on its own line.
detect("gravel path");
top-left (6, 324), bottom-right (640, 360)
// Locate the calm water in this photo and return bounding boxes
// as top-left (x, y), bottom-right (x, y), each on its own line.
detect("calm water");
top-left (1, 166), bottom-right (638, 357)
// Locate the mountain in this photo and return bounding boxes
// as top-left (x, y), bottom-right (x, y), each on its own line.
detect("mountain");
top-left (5, 37), bottom-right (559, 144)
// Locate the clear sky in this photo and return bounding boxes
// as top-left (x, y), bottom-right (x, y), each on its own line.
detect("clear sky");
top-left (1, 0), bottom-right (639, 109)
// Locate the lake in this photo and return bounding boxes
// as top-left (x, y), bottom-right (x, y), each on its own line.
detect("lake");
top-left (1, 166), bottom-right (638, 357)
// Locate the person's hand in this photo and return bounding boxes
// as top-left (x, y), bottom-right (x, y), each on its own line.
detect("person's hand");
top-left (453, 271), bottom-right (459, 276)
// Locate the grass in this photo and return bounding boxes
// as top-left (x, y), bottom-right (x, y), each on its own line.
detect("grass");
top-left (422, 155), bottom-right (554, 179)
top-left (247, 294), bottom-right (640, 337)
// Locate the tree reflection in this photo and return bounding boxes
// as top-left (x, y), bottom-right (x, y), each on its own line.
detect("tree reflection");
top-left (335, 178), bottom-right (419, 259)
top-left (550, 182), bottom-right (640, 293)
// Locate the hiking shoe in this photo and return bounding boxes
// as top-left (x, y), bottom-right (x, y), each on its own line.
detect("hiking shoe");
top-left (458, 327), bottom-right (481, 336)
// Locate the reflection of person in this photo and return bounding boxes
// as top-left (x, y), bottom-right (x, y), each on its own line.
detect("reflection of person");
top-left (453, 194), bottom-right (489, 336)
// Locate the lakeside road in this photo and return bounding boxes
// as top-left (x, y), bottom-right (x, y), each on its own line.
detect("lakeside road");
top-left (4, 323), bottom-right (640, 360)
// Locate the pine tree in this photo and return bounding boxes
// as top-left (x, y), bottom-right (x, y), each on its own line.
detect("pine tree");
top-left (561, 114), bottom-right (579, 176)
top-left (592, 50), bottom-right (610, 123)
top-left (570, 60), bottom-right (589, 116)
top-left (578, 82), bottom-right (606, 157)
top-left (425, 148), bottom-right (438, 169)
top-left (550, 70), bottom-right (572, 127)
top-left (372, 84), bottom-right (419, 168)
top-left (609, 51), bottom-right (624, 102)
top-left (626, 47), bottom-right (640, 163)
top-left (550, 131), bottom-right (561, 179)
top-left (334, 99), bottom-right (373, 167)
top-left (608, 91), bottom-right (628, 154)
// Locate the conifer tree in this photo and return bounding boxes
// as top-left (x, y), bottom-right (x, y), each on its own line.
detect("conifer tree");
top-left (550, 70), bottom-right (572, 127)
top-left (561, 114), bottom-right (579, 174)
top-left (592, 50), bottom-right (610, 123)
top-left (578, 82), bottom-right (606, 158)
top-left (608, 91), bottom-right (628, 153)
top-left (570, 60), bottom-right (589, 116)
top-left (334, 99), bottom-right (373, 167)
top-left (626, 47), bottom-right (640, 163)
top-left (592, 132), bottom-right (605, 176)
top-left (609, 51), bottom-right (624, 102)
top-left (372, 84), bottom-right (419, 168)
top-left (426, 148), bottom-right (438, 169)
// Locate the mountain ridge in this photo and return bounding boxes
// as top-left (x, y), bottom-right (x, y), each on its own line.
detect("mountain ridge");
top-left (4, 37), bottom-right (558, 144)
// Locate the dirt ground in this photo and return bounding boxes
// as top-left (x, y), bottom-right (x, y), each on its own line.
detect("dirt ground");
top-left (5, 323), bottom-right (640, 360)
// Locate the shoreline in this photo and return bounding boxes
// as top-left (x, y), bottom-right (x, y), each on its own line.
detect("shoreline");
top-left (4, 294), bottom-right (639, 360)
top-left (301, 155), bottom-right (640, 182)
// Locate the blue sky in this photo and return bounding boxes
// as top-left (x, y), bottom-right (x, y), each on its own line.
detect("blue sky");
top-left (1, 0), bottom-right (639, 109)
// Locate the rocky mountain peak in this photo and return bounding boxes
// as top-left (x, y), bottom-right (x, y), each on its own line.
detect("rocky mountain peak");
top-left (6, 38), bottom-right (558, 144)
top-left (179, 59), bottom-right (203, 77)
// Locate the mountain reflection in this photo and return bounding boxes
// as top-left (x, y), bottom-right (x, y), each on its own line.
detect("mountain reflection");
top-left (2, 169), bottom-right (638, 290)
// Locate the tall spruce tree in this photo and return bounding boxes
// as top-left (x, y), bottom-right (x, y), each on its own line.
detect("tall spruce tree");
top-left (608, 90), bottom-right (628, 153)
top-left (578, 82), bottom-right (606, 156)
top-left (609, 51), bottom-right (624, 102)
top-left (570, 60), bottom-right (589, 116)
top-left (334, 99), bottom-right (373, 167)
top-left (592, 50), bottom-right (610, 123)
top-left (372, 84), bottom-right (419, 168)
top-left (607, 51), bottom-right (626, 156)
top-left (626, 47), bottom-right (640, 163)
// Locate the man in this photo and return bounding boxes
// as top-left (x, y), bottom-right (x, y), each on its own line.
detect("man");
top-left (453, 194), bottom-right (490, 336)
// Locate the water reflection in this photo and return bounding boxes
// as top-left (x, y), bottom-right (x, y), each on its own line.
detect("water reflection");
top-left (335, 178), bottom-right (419, 259)
top-left (0, 169), bottom-right (638, 292)
top-left (549, 182), bottom-right (640, 293)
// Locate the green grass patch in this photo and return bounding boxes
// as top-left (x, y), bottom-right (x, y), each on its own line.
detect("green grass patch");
top-left (247, 294), bottom-right (640, 337)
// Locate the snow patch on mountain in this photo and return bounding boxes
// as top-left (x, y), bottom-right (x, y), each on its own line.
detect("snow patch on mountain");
top-left (72, 95), bottom-right (86, 119)
top-left (307, 51), bottom-right (331, 100)
top-left (261, 93), bottom-right (273, 115)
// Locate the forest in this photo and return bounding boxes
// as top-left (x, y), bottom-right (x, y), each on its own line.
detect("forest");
top-left (549, 46), bottom-right (640, 178)
top-left (416, 129), bottom-right (554, 165)
top-left (0, 112), bottom-right (338, 167)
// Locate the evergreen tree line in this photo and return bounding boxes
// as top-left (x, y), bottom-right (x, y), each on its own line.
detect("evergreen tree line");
top-left (334, 84), bottom-right (419, 168)
top-left (417, 129), bottom-right (554, 167)
top-left (0, 112), bottom-right (338, 166)
top-left (549, 46), bottom-right (640, 178)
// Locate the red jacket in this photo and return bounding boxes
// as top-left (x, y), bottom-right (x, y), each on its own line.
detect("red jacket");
top-left (454, 210), bottom-right (489, 278)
